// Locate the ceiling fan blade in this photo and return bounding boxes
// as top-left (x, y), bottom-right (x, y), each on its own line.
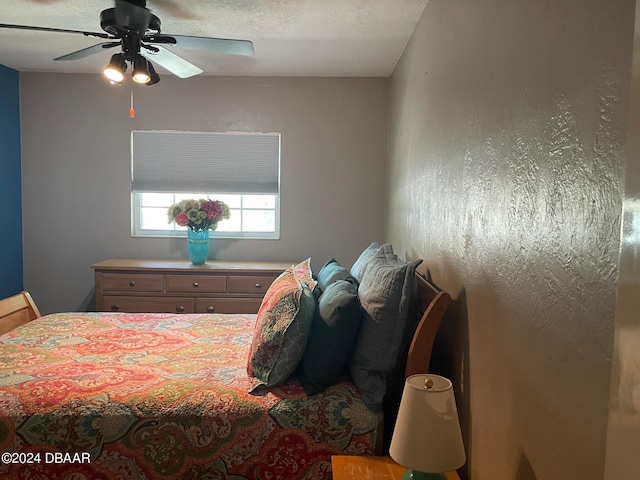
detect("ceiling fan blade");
top-left (54, 42), bottom-right (120, 61)
top-left (148, 34), bottom-right (254, 56)
top-left (0, 23), bottom-right (110, 39)
top-left (141, 45), bottom-right (203, 78)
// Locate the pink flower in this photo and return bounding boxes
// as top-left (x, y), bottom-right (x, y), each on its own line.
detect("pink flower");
top-left (201, 201), bottom-right (222, 220)
top-left (175, 212), bottom-right (189, 226)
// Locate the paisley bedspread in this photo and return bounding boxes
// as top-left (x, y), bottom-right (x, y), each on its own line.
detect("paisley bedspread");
top-left (0, 312), bottom-right (378, 479)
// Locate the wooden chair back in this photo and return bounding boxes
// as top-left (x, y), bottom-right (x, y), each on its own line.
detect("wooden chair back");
top-left (0, 291), bottom-right (41, 336)
top-left (405, 273), bottom-right (452, 378)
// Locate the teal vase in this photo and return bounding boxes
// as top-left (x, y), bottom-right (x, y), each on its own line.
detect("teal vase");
top-left (187, 229), bottom-right (210, 265)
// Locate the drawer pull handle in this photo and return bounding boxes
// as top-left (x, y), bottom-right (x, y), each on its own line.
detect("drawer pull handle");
top-left (176, 306), bottom-right (185, 313)
top-left (193, 282), bottom-right (199, 287)
top-left (129, 281), bottom-right (136, 287)
top-left (206, 306), bottom-right (215, 313)
top-left (255, 283), bottom-right (262, 289)
top-left (111, 305), bottom-right (120, 311)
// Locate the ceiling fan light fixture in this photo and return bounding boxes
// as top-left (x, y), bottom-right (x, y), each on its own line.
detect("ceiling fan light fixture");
top-left (145, 60), bottom-right (160, 86)
top-left (132, 54), bottom-right (151, 84)
top-left (1, 1), bottom-right (255, 86)
top-left (103, 53), bottom-right (126, 83)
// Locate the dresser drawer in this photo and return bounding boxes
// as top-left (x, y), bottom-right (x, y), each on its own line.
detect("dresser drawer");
top-left (101, 273), bottom-right (164, 292)
top-left (165, 274), bottom-right (227, 293)
top-left (103, 296), bottom-right (194, 313)
top-left (195, 297), bottom-right (263, 314)
top-left (228, 275), bottom-right (279, 294)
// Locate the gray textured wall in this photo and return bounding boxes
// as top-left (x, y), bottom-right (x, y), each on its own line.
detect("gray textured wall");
top-left (387, 1), bottom-right (634, 479)
top-left (20, 74), bottom-right (389, 314)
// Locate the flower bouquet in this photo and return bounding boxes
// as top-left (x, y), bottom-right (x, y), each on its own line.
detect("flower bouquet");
top-left (167, 199), bottom-right (231, 264)
top-left (167, 199), bottom-right (231, 232)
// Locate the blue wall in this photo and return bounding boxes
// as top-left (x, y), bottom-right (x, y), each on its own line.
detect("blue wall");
top-left (0, 64), bottom-right (23, 298)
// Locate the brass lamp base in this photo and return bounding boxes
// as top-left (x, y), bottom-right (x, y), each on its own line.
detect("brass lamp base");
top-left (401, 470), bottom-right (448, 480)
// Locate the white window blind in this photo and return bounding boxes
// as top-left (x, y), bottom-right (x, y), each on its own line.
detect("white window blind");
top-left (131, 131), bottom-right (280, 194)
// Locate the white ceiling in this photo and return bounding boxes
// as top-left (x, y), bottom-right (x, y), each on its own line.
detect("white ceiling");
top-left (0, 0), bottom-right (428, 78)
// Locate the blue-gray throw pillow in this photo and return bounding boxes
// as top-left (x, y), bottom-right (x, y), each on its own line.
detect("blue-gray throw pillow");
top-left (297, 280), bottom-right (363, 395)
top-left (316, 258), bottom-right (359, 293)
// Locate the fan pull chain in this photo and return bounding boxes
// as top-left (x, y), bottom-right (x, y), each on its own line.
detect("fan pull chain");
top-left (129, 87), bottom-right (135, 118)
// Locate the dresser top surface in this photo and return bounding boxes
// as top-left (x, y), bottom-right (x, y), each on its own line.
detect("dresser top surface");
top-left (91, 259), bottom-right (296, 273)
top-left (331, 456), bottom-right (460, 480)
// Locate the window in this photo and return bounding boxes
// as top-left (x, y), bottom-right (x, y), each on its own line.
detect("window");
top-left (131, 131), bottom-right (280, 239)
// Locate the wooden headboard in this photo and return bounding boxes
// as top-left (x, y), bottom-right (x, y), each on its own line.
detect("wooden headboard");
top-left (0, 291), bottom-right (42, 336)
top-left (379, 270), bottom-right (453, 453)
top-left (405, 271), bottom-right (452, 378)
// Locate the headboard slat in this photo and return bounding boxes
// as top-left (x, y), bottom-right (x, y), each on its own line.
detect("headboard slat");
top-left (0, 291), bottom-right (41, 336)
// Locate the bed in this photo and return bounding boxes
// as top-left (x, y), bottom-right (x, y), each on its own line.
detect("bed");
top-left (0, 246), bottom-right (451, 480)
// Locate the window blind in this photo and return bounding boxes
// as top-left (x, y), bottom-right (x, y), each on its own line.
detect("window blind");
top-left (131, 131), bottom-right (280, 194)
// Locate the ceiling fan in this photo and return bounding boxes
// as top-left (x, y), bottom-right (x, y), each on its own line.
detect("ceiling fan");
top-left (0, 0), bottom-right (254, 85)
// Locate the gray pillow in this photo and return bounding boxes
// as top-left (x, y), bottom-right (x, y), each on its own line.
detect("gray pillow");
top-left (350, 242), bottom-right (383, 282)
top-left (348, 251), bottom-right (422, 411)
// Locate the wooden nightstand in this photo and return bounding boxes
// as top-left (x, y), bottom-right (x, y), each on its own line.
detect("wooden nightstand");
top-left (331, 456), bottom-right (460, 480)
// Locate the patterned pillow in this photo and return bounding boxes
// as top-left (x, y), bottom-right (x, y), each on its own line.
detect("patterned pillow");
top-left (247, 266), bottom-right (315, 392)
top-left (348, 251), bottom-right (422, 411)
top-left (294, 257), bottom-right (318, 292)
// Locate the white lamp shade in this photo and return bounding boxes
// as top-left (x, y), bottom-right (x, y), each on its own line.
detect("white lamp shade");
top-left (389, 374), bottom-right (466, 474)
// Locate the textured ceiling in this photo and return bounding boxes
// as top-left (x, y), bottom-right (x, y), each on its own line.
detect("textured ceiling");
top-left (0, 0), bottom-right (428, 77)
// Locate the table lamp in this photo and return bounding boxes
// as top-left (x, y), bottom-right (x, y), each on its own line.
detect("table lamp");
top-left (389, 374), bottom-right (466, 480)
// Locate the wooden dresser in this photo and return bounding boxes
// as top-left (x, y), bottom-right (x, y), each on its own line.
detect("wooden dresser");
top-left (91, 259), bottom-right (293, 314)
